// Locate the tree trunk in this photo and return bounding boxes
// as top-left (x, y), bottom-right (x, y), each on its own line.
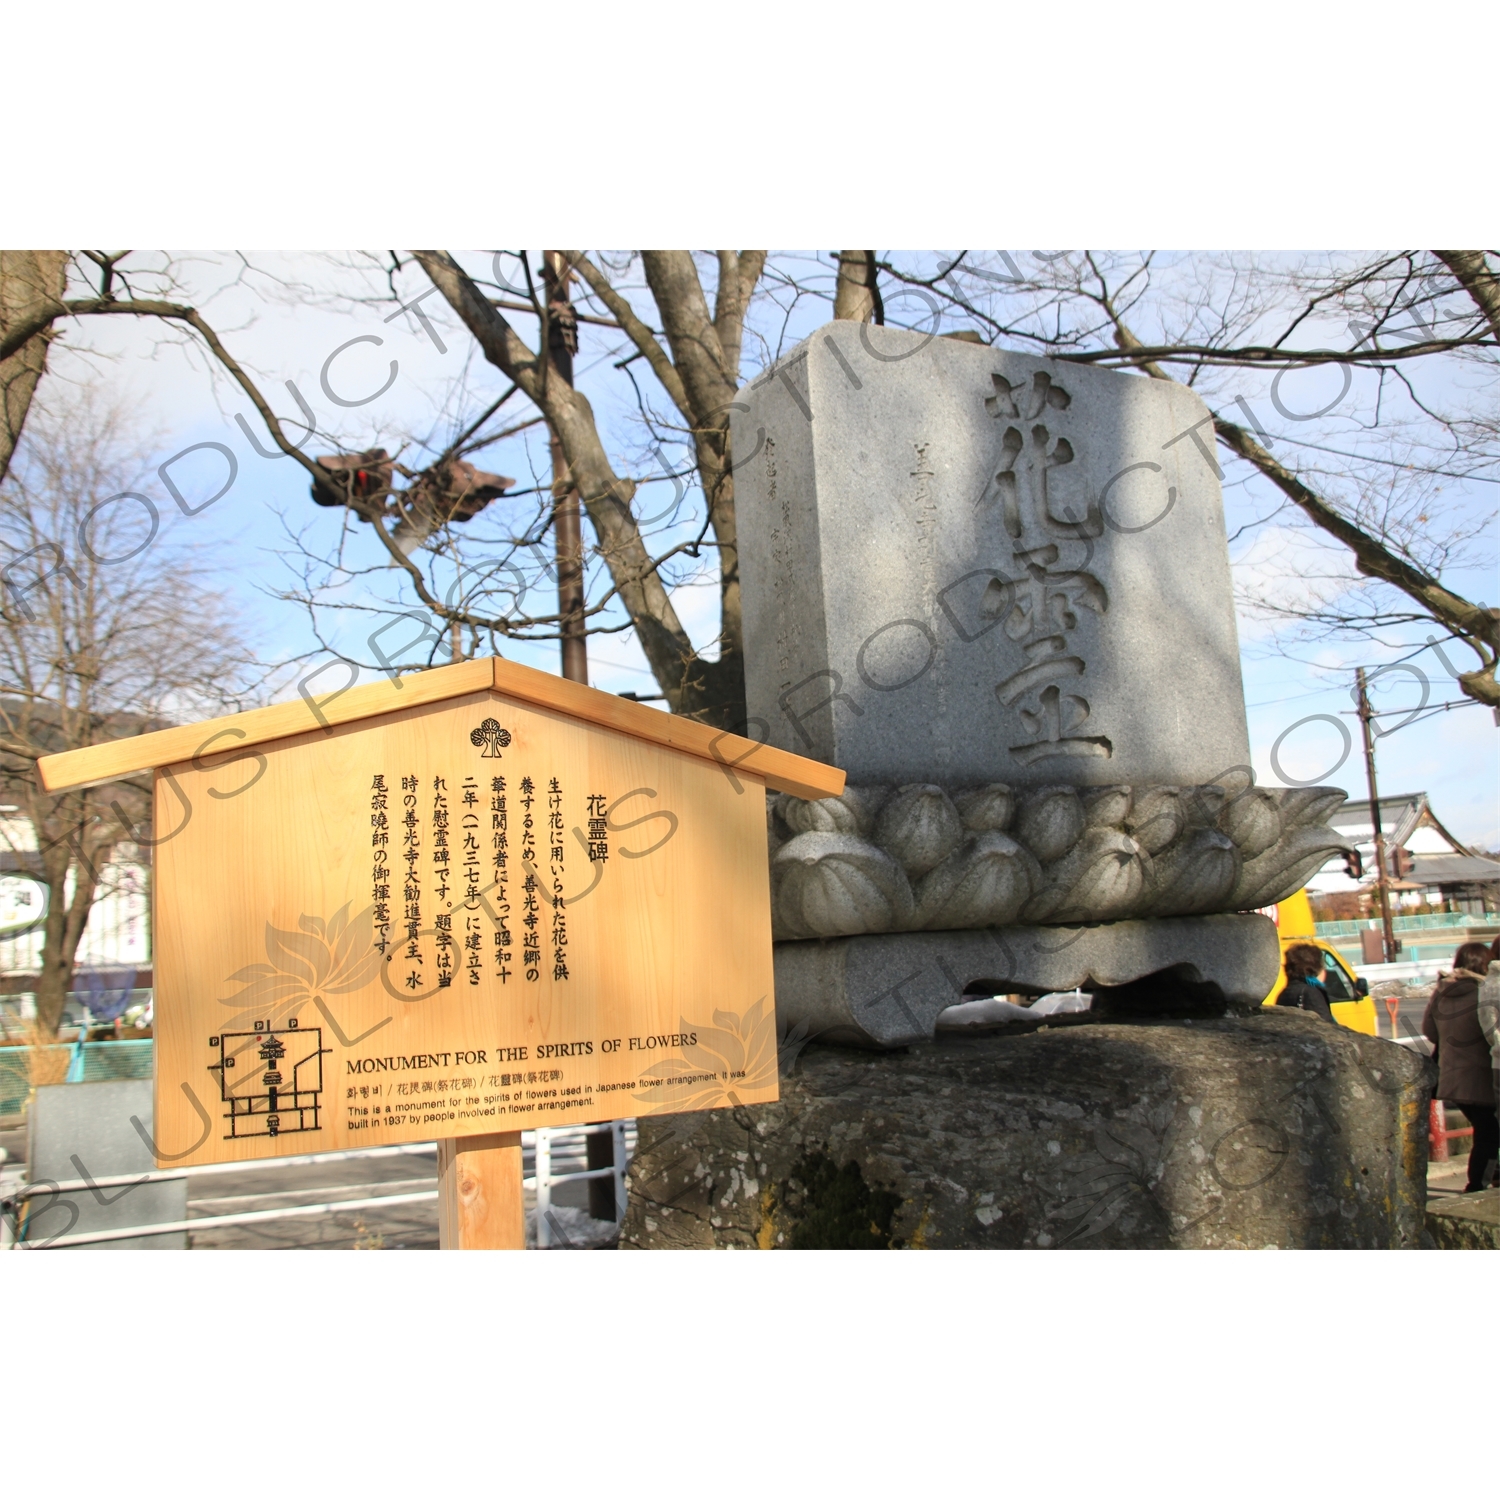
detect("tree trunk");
top-left (636, 252), bottom-right (759, 730)
top-left (0, 250), bottom-right (68, 486)
top-left (543, 252), bottom-right (589, 686)
top-left (33, 839), bottom-right (88, 1037)
top-left (1434, 251), bottom-right (1500, 341)
top-left (833, 251), bottom-right (880, 324)
top-left (413, 252), bottom-right (707, 705)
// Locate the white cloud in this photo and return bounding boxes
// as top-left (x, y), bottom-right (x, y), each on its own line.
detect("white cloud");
top-left (1230, 524), bottom-right (1362, 643)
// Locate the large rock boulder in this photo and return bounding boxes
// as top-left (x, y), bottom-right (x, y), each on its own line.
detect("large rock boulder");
top-left (1426, 1191), bottom-right (1499, 1250)
top-left (623, 1009), bottom-right (1432, 1250)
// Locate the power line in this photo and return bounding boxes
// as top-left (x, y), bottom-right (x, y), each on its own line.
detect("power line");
top-left (1270, 433), bottom-right (1500, 485)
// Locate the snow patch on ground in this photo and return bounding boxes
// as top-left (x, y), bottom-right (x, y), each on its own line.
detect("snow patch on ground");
top-left (527, 1203), bottom-right (619, 1249)
top-left (936, 990), bottom-right (1093, 1028)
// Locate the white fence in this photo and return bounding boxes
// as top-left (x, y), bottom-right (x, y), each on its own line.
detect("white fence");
top-left (532, 1121), bottom-right (635, 1247)
top-left (1352, 958), bottom-right (1448, 984)
top-left (4, 1123), bottom-right (637, 1249)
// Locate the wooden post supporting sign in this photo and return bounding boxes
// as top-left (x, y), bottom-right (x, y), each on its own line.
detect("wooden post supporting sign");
top-left (437, 1132), bottom-right (525, 1249)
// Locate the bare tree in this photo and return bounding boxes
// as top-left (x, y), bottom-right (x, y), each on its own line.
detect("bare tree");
top-left (257, 247), bottom-right (1500, 722)
top-left (0, 388), bottom-right (257, 1037)
top-left (401, 250), bottom-right (768, 725)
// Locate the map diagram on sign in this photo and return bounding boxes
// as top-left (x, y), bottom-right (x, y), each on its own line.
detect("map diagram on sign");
top-left (210, 1021), bottom-right (327, 1140)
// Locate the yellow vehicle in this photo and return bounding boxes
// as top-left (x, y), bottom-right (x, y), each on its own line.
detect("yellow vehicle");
top-left (1259, 888), bottom-right (1378, 1034)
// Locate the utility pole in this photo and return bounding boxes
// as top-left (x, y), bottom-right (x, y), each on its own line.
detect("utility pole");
top-left (1355, 667), bottom-right (1399, 964)
top-left (543, 251), bottom-right (587, 687)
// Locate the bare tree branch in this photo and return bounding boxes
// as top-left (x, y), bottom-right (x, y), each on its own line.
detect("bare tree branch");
top-left (569, 255), bottom-right (691, 414)
top-left (715, 251), bottom-right (766, 380)
top-left (412, 250), bottom-right (707, 711)
top-left (1080, 272), bottom-right (1499, 709)
top-left (1212, 414), bottom-right (1498, 705)
top-left (641, 252), bottom-right (737, 422)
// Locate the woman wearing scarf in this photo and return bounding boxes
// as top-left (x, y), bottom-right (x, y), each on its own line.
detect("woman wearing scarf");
top-left (1276, 944), bottom-right (1335, 1023)
top-left (1423, 941), bottom-right (1498, 1194)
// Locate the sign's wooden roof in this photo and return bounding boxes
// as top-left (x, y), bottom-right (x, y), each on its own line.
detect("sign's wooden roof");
top-left (37, 656), bottom-right (844, 802)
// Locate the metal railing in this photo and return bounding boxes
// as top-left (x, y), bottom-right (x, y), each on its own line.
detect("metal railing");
top-left (1, 1141), bottom-right (440, 1249)
top-left (3, 1125), bottom-right (636, 1249)
top-left (532, 1121), bottom-right (631, 1247)
top-left (1316, 912), bottom-right (1494, 938)
top-left (1430, 1102), bottom-right (1474, 1163)
top-left (0, 1038), bottom-right (154, 1118)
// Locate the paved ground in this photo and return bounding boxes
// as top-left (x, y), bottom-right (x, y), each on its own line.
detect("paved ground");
top-left (1428, 1158), bottom-right (1480, 1200)
top-left (184, 1145), bottom-right (443, 1250)
top-left (180, 1145), bottom-right (618, 1249)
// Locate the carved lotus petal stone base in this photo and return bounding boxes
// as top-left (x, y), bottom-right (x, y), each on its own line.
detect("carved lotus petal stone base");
top-left (773, 832), bottom-right (914, 940)
top-left (1022, 828), bottom-right (1152, 925)
top-left (915, 831), bottom-right (1041, 930)
top-left (1145, 827), bottom-right (1242, 918)
top-left (874, 784), bottom-right (964, 875)
top-left (769, 780), bottom-right (1350, 940)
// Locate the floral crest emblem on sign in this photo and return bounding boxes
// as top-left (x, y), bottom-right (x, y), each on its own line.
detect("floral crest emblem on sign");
top-left (470, 718), bottom-right (512, 757)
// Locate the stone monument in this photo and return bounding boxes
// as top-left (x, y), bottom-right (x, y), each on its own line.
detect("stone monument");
top-left (622, 323), bottom-right (1432, 1253)
top-left (731, 323), bottom-right (1351, 1046)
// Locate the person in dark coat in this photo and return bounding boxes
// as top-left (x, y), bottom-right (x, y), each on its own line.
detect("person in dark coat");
top-left (1480, 936), bottom-right (1500, 1082)
top-left (1422, 940), bottom-right (1498, 1193)
top-left (1277, 944), bottom-right (1334, 1023)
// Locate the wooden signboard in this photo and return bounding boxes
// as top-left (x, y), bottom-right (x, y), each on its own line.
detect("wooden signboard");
top-left (39, 656), bottom-right (843, 1247)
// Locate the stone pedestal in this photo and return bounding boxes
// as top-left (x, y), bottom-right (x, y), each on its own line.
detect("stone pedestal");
top-left (623, 1010), bottom-right (1433, 1250)
top-left (775, 912), bottom-right (1279, 1048)
top-left (1426, 1191), bottom-right (1500, 1250)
